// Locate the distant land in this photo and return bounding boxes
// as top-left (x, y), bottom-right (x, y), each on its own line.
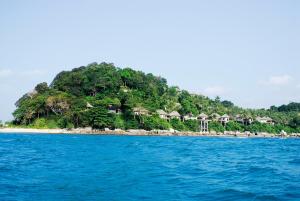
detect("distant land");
top-left (5, 62), bottom-right (300, 134)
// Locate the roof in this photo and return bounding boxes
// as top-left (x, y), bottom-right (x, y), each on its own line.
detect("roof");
top-left (210, 113), bottom-right (221, 118)
top-left (198, 113), bottom-right (208, 118)
top-left (169, 111), bottom-right (181, 117)
top-left (156, 109), bottom-right (168, 115)
top-left (221, 114), bottom-right (230, 118)
top-left (256, 116), bottom-right (273, 121)
top-left (133, 107), bottom-right (149, 113)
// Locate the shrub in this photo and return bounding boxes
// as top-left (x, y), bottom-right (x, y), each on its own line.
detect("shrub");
top-left (33, 118), bottom-right (47, 128)
top-left (225, 121), bottom-right (244, 132)
top-left (143, 116), bottom-right (170, 131)
top-left (46, 119), bottom-right (58, 129)
top-left (170, 118), bottom-right (187, 131)
top-left (184, 120), bottom-right (199, 132)
top-left (114, 115), bottom-right (125, 129)
top-left (209, 121), bottom-right (225, 133)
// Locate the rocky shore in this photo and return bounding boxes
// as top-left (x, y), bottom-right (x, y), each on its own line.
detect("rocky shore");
top-left (1, 127), bottom-right (300, 138)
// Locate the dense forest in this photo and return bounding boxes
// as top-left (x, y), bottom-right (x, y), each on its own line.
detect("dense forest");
top-left (12, 62), bottom-right (300, 134)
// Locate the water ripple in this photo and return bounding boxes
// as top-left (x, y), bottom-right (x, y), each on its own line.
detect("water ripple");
top-left (0, 134), bottom-right (299, 201)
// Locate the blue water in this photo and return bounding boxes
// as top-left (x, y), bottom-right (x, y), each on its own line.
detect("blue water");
top-left (0, 134), bottom-right (300, 201)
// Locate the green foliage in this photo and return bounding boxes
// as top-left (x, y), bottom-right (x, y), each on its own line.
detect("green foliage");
top-left (88, 107), bottom-right (111, 129)
top-left (184, 120), bottom-right (199, 132)
top-left (125, 118), bottom-right (139, 130)
top-left (57, 117), bottom-right (70, 129)
top-left (35, 82), bottom-right (49, 94)
top-left (246, 122), bottom-right (275, 133)
top-left (170, 119), bottom-right (187, 131)
top-left (225, 121), bottom-right (243, 132)
top-left (32, 118), bottom-right (47, 128)
top-left (12, 61), bottom-right (300, 134)
top-left (113, 115), bottom-right (125, 129)
top-left (289, 116), bottom-right (300, 128)
top-left (143, 116), bottom-right (170, 131)
top-left (209, 121), bottom-right (225, 133)
top-left (221, 100), bottom-right (234, 108)
top-left (271, 102), bottom-right (300, 112)
top-left (46, 119), bottom-right (59, 129)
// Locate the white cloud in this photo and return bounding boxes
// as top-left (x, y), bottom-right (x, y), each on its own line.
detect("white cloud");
top-left (203, 86), bottom-right (226, 96)
top-left (0, 69), bottom-right (13, 78)
top-left (266, 75), bottom-right (292, 86)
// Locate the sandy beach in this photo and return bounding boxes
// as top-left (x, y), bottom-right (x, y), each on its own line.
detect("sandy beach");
top-left (1, 127), bottom-right (300, 138)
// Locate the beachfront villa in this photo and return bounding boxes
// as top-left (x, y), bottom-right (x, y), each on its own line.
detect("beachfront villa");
top-left (168, 111), bottom-right (181, 120)
top-left (198, 113), bottom-right (209, 132)
top-left (219, 114), bottom-right (230, 126)
top-left (182, 113), bottom-right (197, 121)
top-left (235, 115), bottom-right (253, 126)
top-left (256, 117), bottom-right (274, 125)
top-left (133, 107), bottom-right (149, 116)
top-left (156, 109), bottom-right (169, 120)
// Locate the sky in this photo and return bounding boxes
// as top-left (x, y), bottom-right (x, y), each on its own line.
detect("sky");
top-left (0, 0), bottom-right (300, 121)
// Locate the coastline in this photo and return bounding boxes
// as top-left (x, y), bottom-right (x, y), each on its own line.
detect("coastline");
top-left (1, 128), bottom-right (300, 138)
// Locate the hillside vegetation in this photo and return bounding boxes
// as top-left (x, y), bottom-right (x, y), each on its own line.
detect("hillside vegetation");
top-left (13, 62), bottom-right (300, 133)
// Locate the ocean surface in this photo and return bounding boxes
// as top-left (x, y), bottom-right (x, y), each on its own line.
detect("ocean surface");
top-left (0, 134), bottom-right (300, 201)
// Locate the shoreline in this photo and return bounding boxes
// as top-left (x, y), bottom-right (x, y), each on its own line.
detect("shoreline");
top-left (1, 128), bottom-right (300, 138)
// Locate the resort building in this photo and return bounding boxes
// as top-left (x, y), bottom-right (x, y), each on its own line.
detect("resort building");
top-left (198, 113), bottom-right (209, 132)
top-left (235, 115), bottom-right (253, 126)
top-left (168, 111), bottom-right (181, 120)
top-left (156, 109), bottom-right (169, 120)
top-left (256, 117), bottom-right (274, 125)
top-left (133, 107), bottom-right (149, 116)
top-left (182, 113), bottom-right (197, 121)
top-left (219, 114), bottom-right (230, 126)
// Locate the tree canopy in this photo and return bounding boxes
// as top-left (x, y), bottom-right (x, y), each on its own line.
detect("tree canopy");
top-left (12, 62), bottom-right (300, 133)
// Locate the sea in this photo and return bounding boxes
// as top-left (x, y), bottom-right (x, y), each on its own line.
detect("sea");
top-left (0, 133), bottom-right (299, 201)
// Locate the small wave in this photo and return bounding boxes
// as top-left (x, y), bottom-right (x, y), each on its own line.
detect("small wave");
top-left (0, 139), bottom-right (16, 142)
top-left (254, 195), bottom-right (281, 201)
top-left (211, 188), bottom-right (256, 200)
top-left (288, 159), bottom-right (300, 165)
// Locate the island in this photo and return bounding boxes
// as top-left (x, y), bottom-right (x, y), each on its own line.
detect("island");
top-left (3, 62), bottom-right (300, 137)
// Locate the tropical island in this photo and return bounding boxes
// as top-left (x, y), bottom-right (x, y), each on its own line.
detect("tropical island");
top-left (4, 62), bottom-right (300, 137)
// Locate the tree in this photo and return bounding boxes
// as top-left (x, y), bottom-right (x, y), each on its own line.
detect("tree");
top-left (289, 116), bottom-right (300, 128)
top-left (89, 107), bottom-right (110, 129)
top-left (35, 82), bottom-right (49, 94)
top-left (184, 120), bottom-right (199, 132)
top-left (221, 100), bottom-right (234, 108)
top-left (46, 93), bottom-right (70, 115)
top-left (225, 121), bottom-right (243, 131)
top-left (12, 61), bottom-right (300, 134)
top-left (209, 121), bottom-right (225, 133)
top-left (170, 119), bottom-right (186, 131)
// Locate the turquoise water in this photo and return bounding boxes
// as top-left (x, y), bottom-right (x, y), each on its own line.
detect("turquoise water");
top-left (0, 134), bottom-right (300, 201)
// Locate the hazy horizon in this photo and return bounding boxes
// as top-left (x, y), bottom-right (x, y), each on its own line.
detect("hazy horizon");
top-left (1, 0), bottom-right (299, 121)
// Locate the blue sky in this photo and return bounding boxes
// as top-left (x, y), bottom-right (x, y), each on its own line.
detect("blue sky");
top-left (0, 0), bottom-right (299, 121)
